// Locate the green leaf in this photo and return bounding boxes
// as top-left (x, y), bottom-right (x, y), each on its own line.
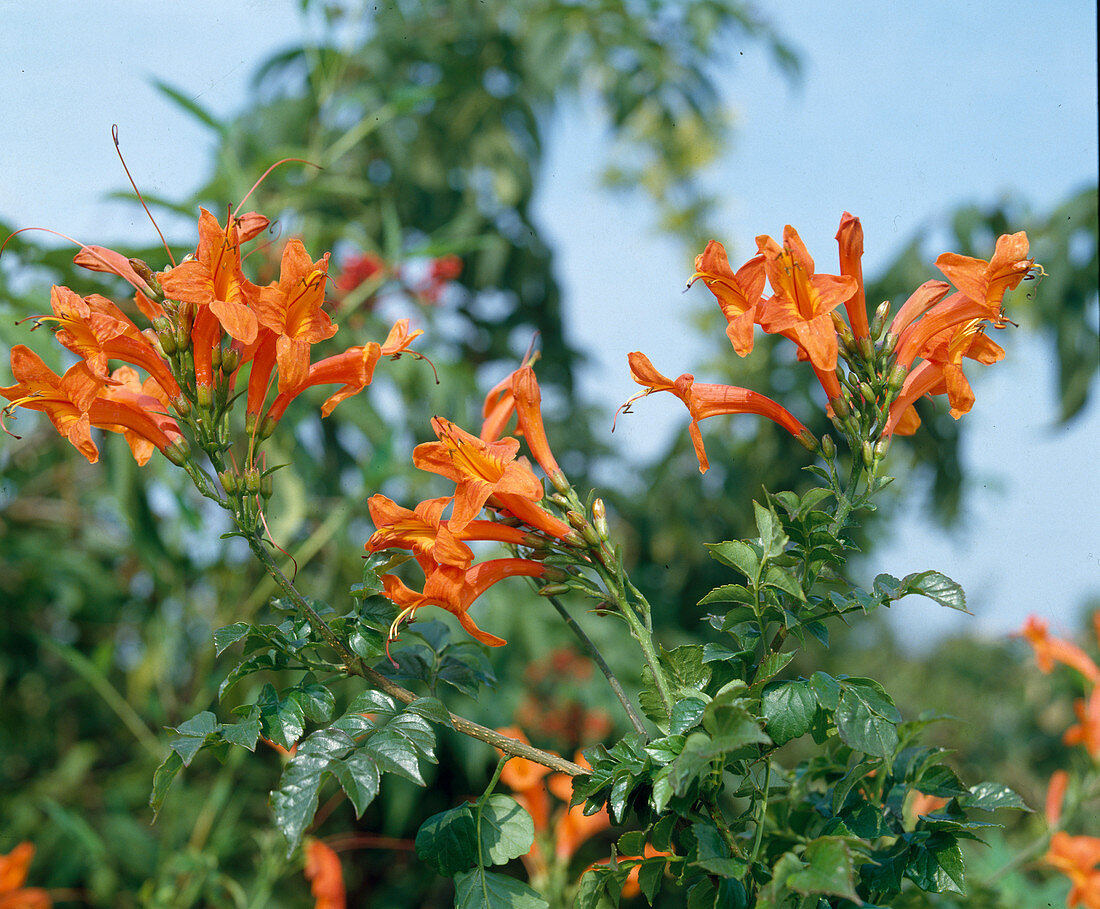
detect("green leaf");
top-left (333, 751), bottom-right (381, 817)
top-left (761, 680), bottom-right (816, 746)
top-left (786, 837), bottom-right (858, 900)
top-left (810, 671), bottom-right (841, 710)
top-left (454, 868), bottom-right (549, 908)
top-left (761, 565), bottom-right (804, 600)
top-left (478, 795), bottom-right (535, 865)
top-left (288, 678), bottom-right (336, 724)
top-left (705, 541), bottom-right (760, 580)
top-left (271, 729), bottom-right (356, 854)
top-left (663, 644), bottom-right (711, 690)
top-left (836, 684), bottom-right (900, 758)
top-left (573, 865), bottom-right (625, 909)
top-left (698, 584), bottom-right (755, 606)
top-left (153, 78), bottom-right (226, 134)
top-left (222, 707), bottom-right (261, 751)
top-left (670, 698), bottom-right (707, 735)
top-left (149, 751), bottom-right (183, 820)
top-left (691, 821), bottom-right (745, 877)
top-left (168, 711), bottom-right (220, 767)
top-left (753, 501), bottom-right (788, 559)
top-left (751, 651), bottom-right (796, 690)
top-left (915, 764), bottom-right (969, 798)
top-left (637, 857), bottom-right (667, 903)
top-left (416, 803), bottom-right (479, 876)
top-left (406, 696), bottom-right (455, 728)
top-left (257, 684), bottom-right (306, 752)
top-left (899, 570), bottom-right (970, 613)
top-left (959, 782), bottom-right (1031, 812)
top-left (618, 831), bottom-right (646, 856)
top-left (906, 833), bottom-right (965, 893)
top-left (213, 623), bottom-right (250, 656)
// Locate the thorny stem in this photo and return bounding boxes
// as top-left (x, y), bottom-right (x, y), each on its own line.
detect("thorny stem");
top-left (749, 760), bottom-right (772, 866)
top-left (706, 801), bottom-right (745, 860)
top-left (545, 593), bottom-right (648, 738)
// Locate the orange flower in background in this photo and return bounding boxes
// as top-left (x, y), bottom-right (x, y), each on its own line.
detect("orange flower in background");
top-left (0, 842), bottom-right (51, 908)
top-left (1045, 832), bottom-right (1100, 909)
top-left (755, 225), bottom-right (857, 372)
top-left (1018, 616), bottom-right (1100, 684)
top-left (413, 418), bottom-right (545, 531)
top-left (1047, 770), bottom-right (1070, 827)
top-left (304, 839), bottom-right (346, 909)
top-left (688, 242), bottom-right (766, 357)
top-left (1064, 688), bottom-right (1100, 758)
top-left (624, 352), bottom-right (814, 473)
top-left (496, 727), bottom-right (553, 833)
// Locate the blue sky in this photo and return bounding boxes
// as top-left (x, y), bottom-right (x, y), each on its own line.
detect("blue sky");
top-left (2, 0), bottom-right (1097, 644)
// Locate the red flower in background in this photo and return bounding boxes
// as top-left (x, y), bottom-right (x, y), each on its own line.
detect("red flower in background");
top-left (335, 251), bottom-right (387, 295)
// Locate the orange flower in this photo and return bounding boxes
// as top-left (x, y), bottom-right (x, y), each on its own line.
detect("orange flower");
top-left (1045, 832), bottom-right (1100, 909)
top-left (935, 231), bottom-right (1034, 319)
top-left (0, 842), bottom-right (51, 908)
top-left (910, 793), bottom-right (950, 818)
top-left (688, 242), bottom-right (766, 357)
top-left (546, 755), bottom-right (612, 862)
top-left (755, 225), bottom-right (857, 372)
top-left (99, 366), bottom-right (184, 466)
top-left (496, 726), bottom-right (554, 833)
top-left (1018, 616), bottom-right (1100, 684)
top-left (304, 839), bottom-right (346, 909)
top-left (624, 352), bottom-right (814, 473)
top-left (1047, 770), bottom-right (1070, 827)
top-left (72, 244), bottom-right (165, 320)
top-left (253, 239), bottom-right (338, 392)
top-left (835, 212), bottom-right (870, 339)
top-left (41, 286), bottom-right (181, 401)
top-left (590, 844), bottom-right (671, 900)
top-left (510, 367), bottom-right (563, 482)
top-left (380, 557), bottom-right (547, 646)
top-left (1, 346), bottom-right (185, 465)
top-left (365, 494), bottom-right (531, 569)
top-left (1064, 689), bottom-right (1100, 758)
top-left (413, 418), bottom-right (545, 532)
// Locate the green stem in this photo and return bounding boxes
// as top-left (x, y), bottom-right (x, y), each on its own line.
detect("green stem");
top-left (829, 456), bottom-right (864, 538)
top-left (545, 593), bottom-right (648, 738)
top-left (749, 760), bottom-right (772, 865)
top-left (706, 801), bottom-right (745, 859)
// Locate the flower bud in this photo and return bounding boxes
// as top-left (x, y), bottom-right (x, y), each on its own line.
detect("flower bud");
top-left (260, 471), bottom-right (273, 499)
top-left (162, 438), bottom-right (191, 466)
top-left (210, 344), bottom-right (223, 372)
top-left (861, 440), bottom-right (875, 468)
top-left (858, 381), bottom-right (875, 402)
top-left (537, 583), bottom-right (572, 597)
top-left (549, 493), bottom-right (571, 510)
top-left (881, 332), bottom-right (898, 358)
top-left (830, 395), bottom-right (850, 419)
top-left (128, 258), bottom-right (163, 297)
top-left (259, 415), bottom-right (279, 440)
top-left (592, 498), bottom-right (609, 541)
top-left (218, 470), bottom-right (239, 496)
top-left (820, 434), bottom-right (836, 460)
top-left (566, 510), bottom-right (587, 532)
top-left (797, 428), bottom-right (819, 452)
top-left (874, 438), bottom-right (891, 461)
top-left (870, 300), bottom-right (891, 340)
top-left (243, 467), bottom-right (261, 495)
top-left (220, 347), bottom-right (240, 375)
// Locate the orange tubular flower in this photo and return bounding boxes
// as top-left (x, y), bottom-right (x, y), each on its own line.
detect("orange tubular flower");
top-left (413, 418), bottom-right (545, 531)
top-left (1046, 770), bottom-right (1070, 826)
top-left (1064, 688), bottom-right (1100, 758)
top-left (835, 212), bottom-right (871, 339)
top-left (304, 839), bottom-right (346, 909)
top-left (1, 347), bottom-right (185, 466)
top-left (496, 726), bottom-right (554, 833)
top-left (1019, 615), bottom-right (1100, 683)
top-left (43, 285), bottom-right (182, 403)
top-left (158, 208), bottom-right (263, 399)
top-left (100, 366), bottom-right (185, 466)
top-left (365, 494), bottom-right (532, 569)
top-left (624, 352), bottom-right (814, 474)
top-left (0, 842), bottom-right (51, 909)
top-left (72, 244), bottom-right (165, 321)
top-left (1045, 832), bottom-right (1100, 909)
top-left (253, 239), bottom-right (338, 392)
top-left (511, 366), bottom-right (563, 481)
top-left (381, 557), bottom-right (547, 646)
top-left (688, 242), bottom-right (766, 357)
top-left (935, 231), bottom-right (1034, 318)
top-left (755, 225), bottom-right (857, 372)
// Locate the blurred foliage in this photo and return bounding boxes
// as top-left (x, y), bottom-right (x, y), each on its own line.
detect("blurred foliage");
top-left (0, 0), bottom-right (1096, 903)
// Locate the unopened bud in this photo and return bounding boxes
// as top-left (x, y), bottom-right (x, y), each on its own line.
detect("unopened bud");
top-left (861, 441), bottom-right (874, 468)
top-left (210, 344), bottom-right (223, 372)
top-left (887, 363), bottom-right (908, 395)
top-left (592, 498), bottom-right (609, 541)
top-left (564, 530), bottom-right (586, 549)
top-left (870, 300), bottom-right (891, 340)
top-left (858, 381), bottom-right (875, 402)
top-left (858, 336), bottom-right (875, 361)
top-left (243, 467), bottom-right (261, 495)
top-left (797, 429), bottom-right (819, 452)
top-left (566, 510), bottom-right (587, 532)
top-left (538, 583), bottom-right (572, 597)
top-left (220, 347), bottom-right (240, 374)
top-left (881, 332), bottom-right (898, 358)
top-left (170, 395), bottom-right (190, 417)
top-left (549, 493), bottom-right (571, 510)
top-left (259, 415), bottom-right (279, 440)
top-left (874, 438), bottom-right (891, 462)
top-left (820, 434), bottom-right (836, 460)
top-left (260, 471), bottom-right (273, 499)
top-left (830, 395), bottom-right (850, 419)
top-left (218, 470), bottom-right (239, 496)
top-left (128, 258), bottom-right (163, 297)
top-left (162, 438), bottom-right (191, 466)
top-left (831, 311), bottom-right (855, 346)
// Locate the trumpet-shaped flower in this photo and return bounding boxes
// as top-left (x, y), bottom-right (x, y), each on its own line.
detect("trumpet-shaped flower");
top-left (755, 225), bottom-right (857, 372)
top-left (413, 418), bottom-right (545, 531)
top-left (381, 557), bottom-right (547, 646)
top-left (624, 352), bottom-right (813, 473)
top-left (835, 212), bottom-right (870, 339)
top-left (1, 347), bottom-right (184, 465)
top-left (1018, 615), bottom-right (1100, 683)
top-left (688, 242), bottom-right (766, 357)
top-left (936, 231), bottom-right (1033, 318)
top-left (0, 841), bottom-right (51, 908)
top-left (253, 239), bottom-right (338, 392)
top-left (1064, 688), bottom-right (1100, 758)
top-left (304, 839), bottom-right (346, 909)
top-left (1045, 832), bottom-right (1100, 909)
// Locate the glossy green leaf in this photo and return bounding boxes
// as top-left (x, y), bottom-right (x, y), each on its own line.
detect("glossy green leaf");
top-left (836, 686), bottom-right (899, 758)
top-left (270, 728), bottom-right (356, 854)
top-left (761, 680), bottom-right (816, 745)
top-left (149, 751), bottom-right (184, 820)
top-left (906, 833), bottom-right (965, 893)
top-left (477, 795), bottom-right (535, 865)
top-left (705, 541), bottom-right (760, 579)
top-left (454, 868), bottom-right (549, 909)
top-left (416, 803), bottom-right (479, 876)
top-left (213, 623), bottom-right (250, 656)
top-left (786, 837), bottom-right (858, 900)
top-left (959, 782), bottom-right (1031, 812)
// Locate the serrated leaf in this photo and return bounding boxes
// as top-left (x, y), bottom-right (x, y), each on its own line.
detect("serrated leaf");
top-left (670, 698), bottom-right (707, 735)
top-left (915, 764), bottom-right (969, 798)
top-left (478, 795), bottom-right (535, 865)
top-left (333, 751), bottom-right (381, 816)
top-left (705, 541), bottom-right (760, 580)
top-left (786, 837), bottom-right (858, 900)
top-left (761, 680), bottom-right (816, 746)
top-left (699, 584), bottom-right (755, 606)
top-left (406, 696), bottom-right (455, 728)
top-left (573, 865), bottom-right (624, 909)
top-left (752, 651), bottom-right (796, 690)
top-left (271, 729), bottom-right (356, 854)
top-left (454, 868), bottom-right (549, 909)
top-left (258, 684), bottom-right (306, 752)
top-left (290, 679), bottom-right (336, 724)
top-left (618, 831), bottom-right (646, 856)
top-left (416, 803), bottom-right (479, 876)
top-left (637, 857), bottom-right (667, 903)
top-left (222, 708), bottom-right (261, 751)
top-left (906, 833), bottom-right (965, 893)
top-left (213, 623), bottom-right (251, 656)
top-left (810, 671), bottom-right (840, 710)
top-left (753, 501), bottom-right (788, 559)
top-left (899, 570), bottom-right (970, 613)
top-left (959, 782), bottom-right (1031, 812)
top-left (149, 751), bottom-right (183, 820)
top-left (836, 687), bottom-right (899, 758)
top-left (761, 565), bottom-right (804, 600)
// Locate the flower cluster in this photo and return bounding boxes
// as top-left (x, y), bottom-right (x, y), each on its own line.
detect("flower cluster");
top-left (366, 365), bottom-right (576, 646)
top-left (2, 209), bottom-right (420, 481)
top-left (1020, 614), bottom-right (1100, 908)
top-left (623, 214), bottom-right (1036, 472)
